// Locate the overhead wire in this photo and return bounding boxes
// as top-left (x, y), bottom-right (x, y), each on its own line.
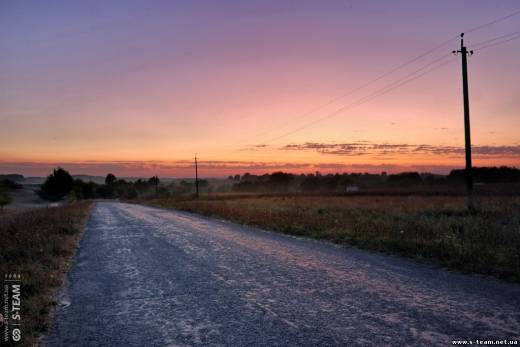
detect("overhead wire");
top-left (474, 33), bottom-right (520, 51)
top-left (251, 36), bottom-right (458, 140)
top-left (465, 8), bottom-right (520, 34)
top-left (472, 30), bottom-right (520, 49)
top-left (263, 54), bottom-right (455, 144)
top-left (244, 7), bottom-right (520, 147)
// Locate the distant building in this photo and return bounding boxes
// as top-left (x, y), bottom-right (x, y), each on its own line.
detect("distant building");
top-left (346, 185), bottom-right (359, 193)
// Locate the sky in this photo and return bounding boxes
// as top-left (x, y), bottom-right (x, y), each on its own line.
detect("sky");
top-left (1, 0), bottom-right (519, 177)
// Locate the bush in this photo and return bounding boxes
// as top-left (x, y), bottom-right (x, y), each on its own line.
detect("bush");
top-left (386, 172), bottom-right (422, 186)
top-left (40, 168), bottom-right (74, 201)
top-left (73, 179), bottom-right (97, 199)
top-left (0, 190), bottom-right (11, 210)
top-left (105, 173), bottom-right (117, 185)
top-left (0, 178), bottom-right (23, 190)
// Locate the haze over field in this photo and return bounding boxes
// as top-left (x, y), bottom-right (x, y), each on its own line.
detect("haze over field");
top-left (1, 0), bottom-right (519, 176)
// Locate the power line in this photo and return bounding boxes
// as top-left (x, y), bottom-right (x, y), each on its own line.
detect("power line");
top-left (246, 7), bottom-right (520, 144)
top-left (474, 33), bottom-right (520, 51)
top-left (199, 7), bottom-right (520, 157)
top-left (205, 26), bottom-right (518, 155)
top-left (351, 57), bottom-right (455, 108)
top-left (263, 54), bottom-right (455, 144)
top-left (265, 58), bottom-right (454, 145)
top-left (472, 30), bottom-right (520, 48)
top-left (252, 37), bottom-right (457, 140)
top-left (465, 8), bottom-right (520, 34)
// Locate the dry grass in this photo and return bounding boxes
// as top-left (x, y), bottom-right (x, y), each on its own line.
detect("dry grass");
top-left (148, 195), bottom-right (520, 282)
top-left (0, 202), bottom-right (92, 347)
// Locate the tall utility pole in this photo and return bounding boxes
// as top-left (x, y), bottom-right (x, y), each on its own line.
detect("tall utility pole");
top-left (453, 33), bottom-right (475, 211)
top-left (195, 155), bottom-right (199, 198)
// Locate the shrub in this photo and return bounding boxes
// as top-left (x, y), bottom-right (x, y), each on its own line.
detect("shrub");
top-left (40, 168), bottom-right (74, 201)
top-left (0, 190), bottom-right (11, 210)
top-left (105, 173), bottom-right (117, 185)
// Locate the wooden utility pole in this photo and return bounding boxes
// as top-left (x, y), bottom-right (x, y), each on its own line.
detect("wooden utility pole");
top-left (195, 155), bottom-right (199, 198)
top-left (453, 33), bottom-right (475, 211)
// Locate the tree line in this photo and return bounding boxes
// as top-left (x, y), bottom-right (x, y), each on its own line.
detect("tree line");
top-left (2, 166), bottom-right (518, 207)
top-left (39, 168), bottom-right (204, 201)
top-left (230, 166), bottom-right (520, 193)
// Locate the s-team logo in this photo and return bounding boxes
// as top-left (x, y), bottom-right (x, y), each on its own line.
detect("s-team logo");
top-left (3, 273), bottom-right (22, 343)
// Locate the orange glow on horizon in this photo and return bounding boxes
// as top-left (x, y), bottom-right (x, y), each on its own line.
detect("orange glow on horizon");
top-left (1, 2), bottom-right (519, 176)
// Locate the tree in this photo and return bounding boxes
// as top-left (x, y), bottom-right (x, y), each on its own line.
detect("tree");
top-left (105, 173), bottom-right (117, 185)
top-left (40, 167), bottom-right (74, 200)
top-left (82, 181), bottom-right (97, 199)
top-left (0, 174), bottom-right (24, 182)
top-left (148, 176), bottom-right (160, 195)
top-left (0, 191), bottom-right (11, 211)
top-left (300, 175), bottom-right (320, 192)
top-left (73, 179), bottom-right (97, 199)
top-left (73, 179), bottom-right (85, 199)
top-left (0, 179), bottom-right (22, 189)
top-left (268, 172), bottom-right (294, 191)
top-left (386, 172), bottom-right (422, 187)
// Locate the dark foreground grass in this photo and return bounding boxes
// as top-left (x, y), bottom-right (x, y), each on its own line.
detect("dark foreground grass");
top-left (0, 202), bottom-right (92, 347)
top-left (147, 195), bottom-right (520, 282)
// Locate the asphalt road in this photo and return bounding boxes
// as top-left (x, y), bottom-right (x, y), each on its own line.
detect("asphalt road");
top-left (44, 202), bottom-right (520, 346)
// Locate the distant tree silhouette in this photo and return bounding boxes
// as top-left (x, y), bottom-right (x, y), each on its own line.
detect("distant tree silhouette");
top-left (268, 172), bottom-right (294, 191)
top-left (40, 167), bottom-right (74, 200)
top-left (0, 178), bottom-right (21, 209)
top-left (448, 166), bottom-right (520, 183)
top-left (0, 190), bottom-right (11, 210)
top-left (386, 172), bottom-right (422, 186)
top-left (73, 179), bottom-right (97, 199)
top-left (105, 173), bottom-right (117, 185)
top-left (300, 174), bottom-right (320, 192)
top-left (0, 179), bottom-right (22, 190)
top-left (82, 181), bottom-right (97, 199)
top-left (149, 176), bottom-right (160, 195)
top-left (300, 173), bottom-right (345, 192)
top-left (0, 174), bottom-right (24, 182)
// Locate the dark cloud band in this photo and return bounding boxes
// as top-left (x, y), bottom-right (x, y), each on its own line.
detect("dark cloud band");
top-left (280, 142), bottom-right (520, 157)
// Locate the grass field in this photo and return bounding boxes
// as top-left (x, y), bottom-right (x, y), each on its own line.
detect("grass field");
top-left (147, 195), bottom-right (520, 282)
top-left (0, 202), bottom-right (92, 347)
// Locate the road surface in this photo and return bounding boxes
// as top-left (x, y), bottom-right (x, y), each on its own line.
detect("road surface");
top-left (45, 202), bottom-right (520, 346)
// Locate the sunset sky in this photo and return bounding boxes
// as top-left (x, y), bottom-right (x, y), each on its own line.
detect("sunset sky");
top-left (1, 0), bottom-right (519, 177)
